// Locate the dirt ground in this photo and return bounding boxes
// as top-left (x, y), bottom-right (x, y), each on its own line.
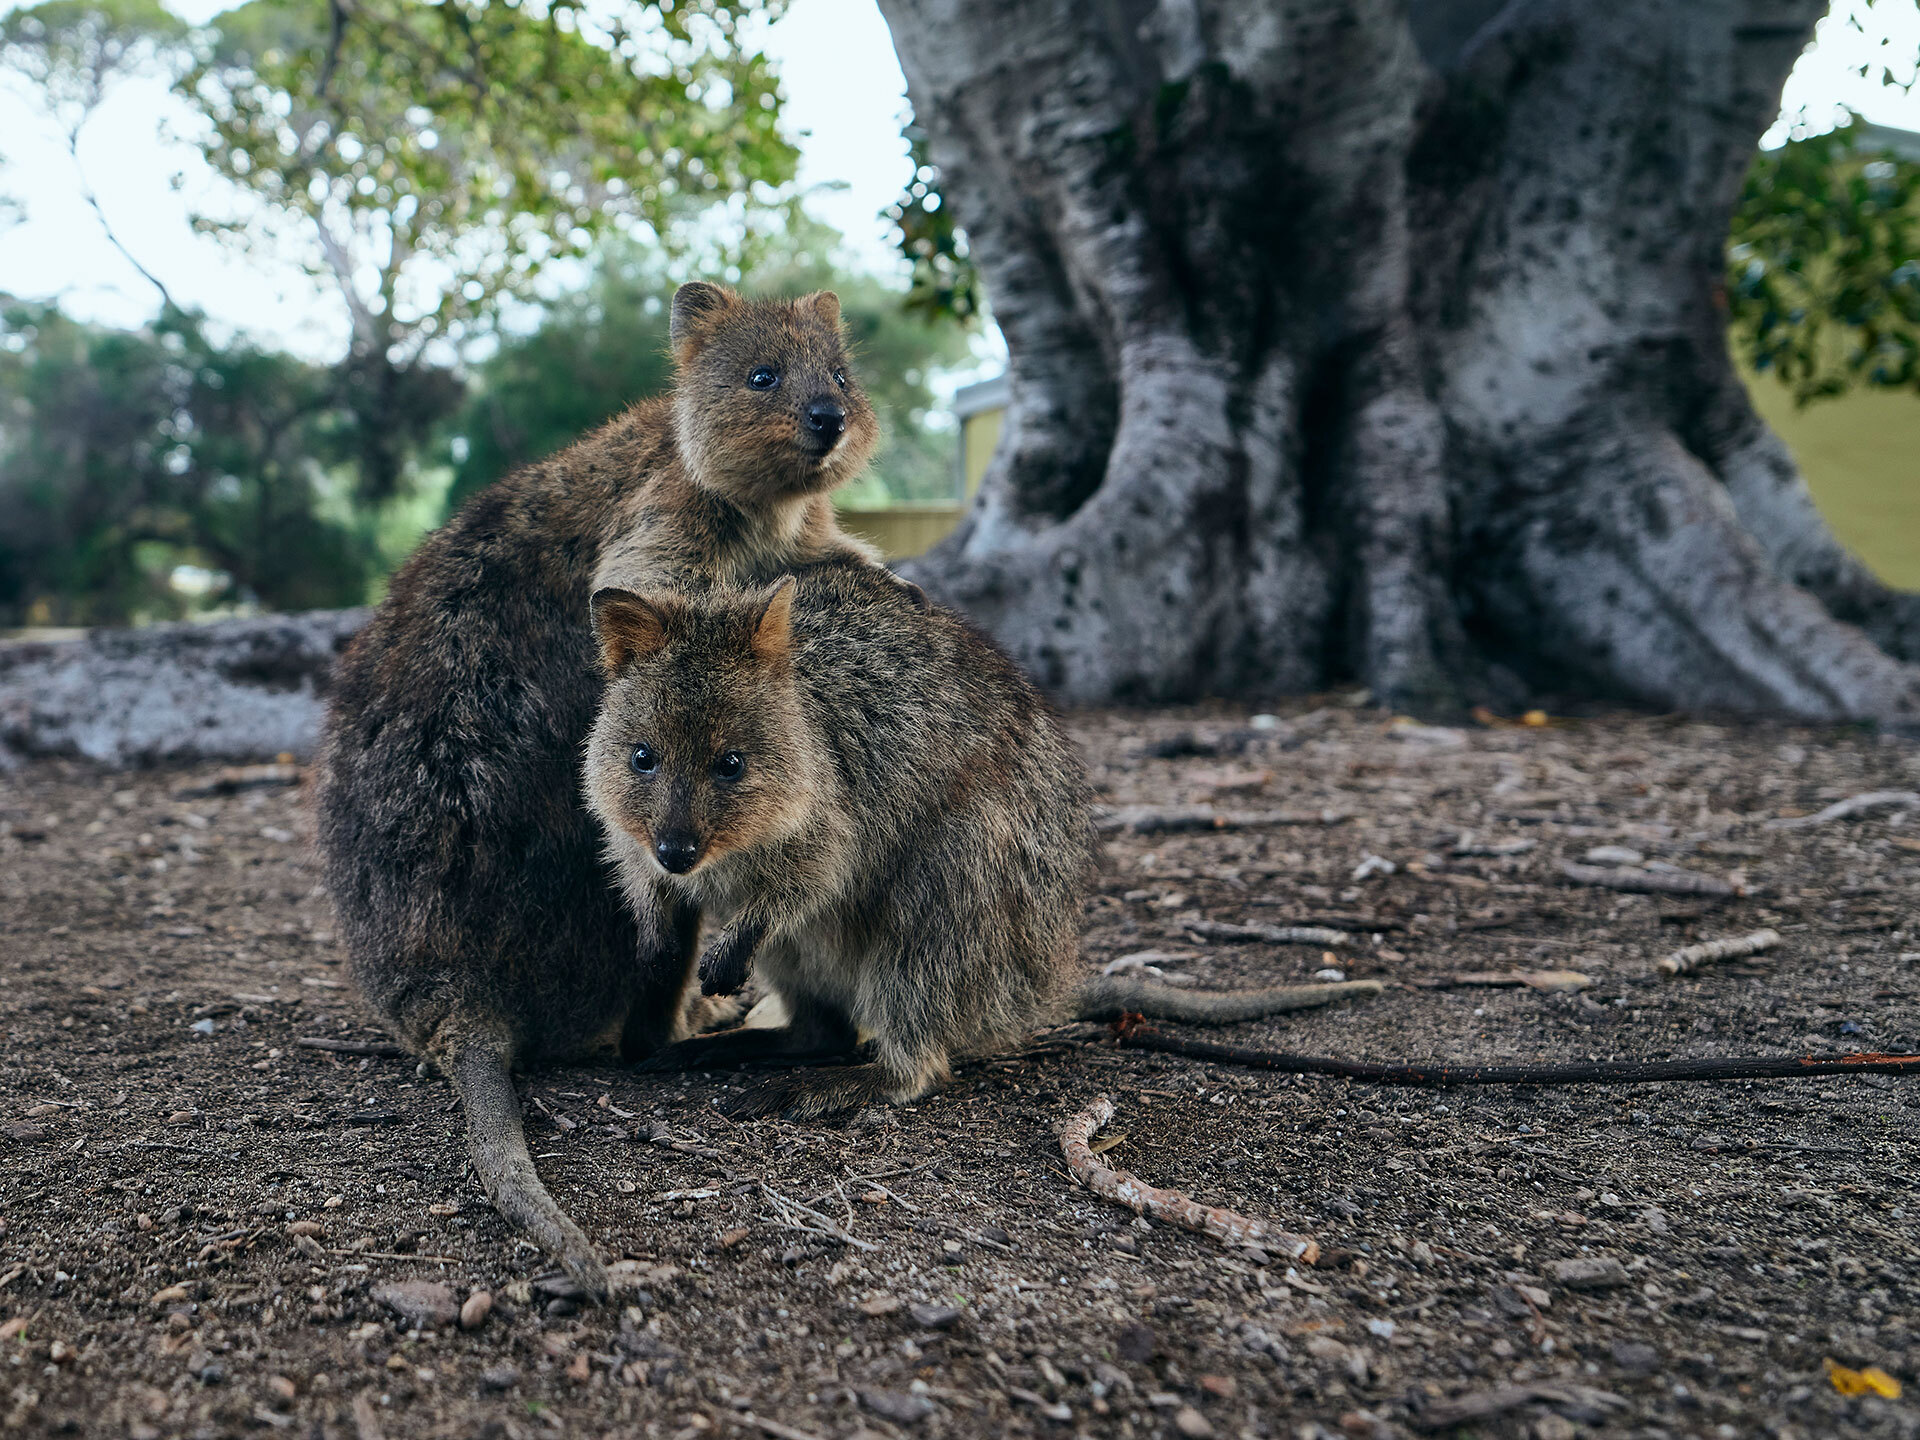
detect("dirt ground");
top-left (2, 701), bottom-right (1918, 1440)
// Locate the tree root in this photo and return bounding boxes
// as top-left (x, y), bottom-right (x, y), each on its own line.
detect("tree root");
top-left (1055, 1096), bottom-right (1317, 1262)
top-left (1108, 1021), bottom-right (1920, 1086)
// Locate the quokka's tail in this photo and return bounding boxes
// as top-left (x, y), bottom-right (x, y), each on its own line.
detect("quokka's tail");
top-left (448, 1039), bottom-right (610, 1300)
top-left (1072, 976), bottom-right (1383, 1024)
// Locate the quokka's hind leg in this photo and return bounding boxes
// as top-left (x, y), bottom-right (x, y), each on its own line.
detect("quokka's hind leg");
top-left (446, 1036), bottom-right (609, 1299)
top-left (726, 1037), bottom-right (951, 1122)
top-left (634, 1001), bottom-right (859, 1074)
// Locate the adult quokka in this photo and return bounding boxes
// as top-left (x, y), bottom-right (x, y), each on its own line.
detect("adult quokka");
top-left (583, 559), bottom-right (1381, 1121)
top-left (315, 284), bottom-right (884, 1296)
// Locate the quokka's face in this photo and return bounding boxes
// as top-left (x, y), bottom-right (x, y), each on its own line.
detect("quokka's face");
top-left (668, 282), bottom-right (880, 502)
top-left (585, 582), bottom-right (812, 879)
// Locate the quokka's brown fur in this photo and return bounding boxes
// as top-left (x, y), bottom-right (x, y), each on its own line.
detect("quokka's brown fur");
top-left (583, 560), bottom-right (1382, 1121)
top-left (314, 284), bottom-right (884, 1295)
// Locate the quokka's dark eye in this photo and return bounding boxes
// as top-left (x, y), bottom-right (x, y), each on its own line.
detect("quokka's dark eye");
top-left (747, 365), bottom-right (779, 390)
top-left (629, 744), bottom-right (659, 776)
top-left (831, 368), bottom-right (847, 389)
top-left (712, 751), bottom-right (746, 782)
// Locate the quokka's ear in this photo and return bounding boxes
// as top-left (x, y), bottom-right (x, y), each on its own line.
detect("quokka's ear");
top-left (748, 576), bottom-right (796, 666)
top-left (669, 281), bottom-right (739, 357)
top-left (591, 588), bottom-right (679, 671)
top-left (801, 290), bottom-right (841, 331)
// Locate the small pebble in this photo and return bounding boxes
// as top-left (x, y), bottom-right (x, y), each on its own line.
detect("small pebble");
top-left (459, 1291), bottom-right (492, 1331)
top-left (907, 1303), bottom-right (961, 1330)
top-left (1550, 1256), bottom-right (1631, 1291)
top-left (859, 1389), bottom-right (935, 1425)
top-left (1612, 1340), bottom-right (1660, 1374)
top-left (1116, 1321), bottom-right (1156, 1363)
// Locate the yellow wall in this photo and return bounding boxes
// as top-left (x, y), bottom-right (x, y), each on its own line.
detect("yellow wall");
top-left (1742, 372), bottom-right (1920, 590)
top-left (961, 407), bottom-right (1002, 500)
top-left (836, 503), bottom-right (966, 562)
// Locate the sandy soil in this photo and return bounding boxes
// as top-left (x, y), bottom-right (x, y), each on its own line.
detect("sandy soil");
top-left (1, 702), bottom-right (1917, 1440)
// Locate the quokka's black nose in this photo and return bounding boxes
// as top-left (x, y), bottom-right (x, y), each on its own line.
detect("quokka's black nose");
top-left (804, 400), bottom-right (846, 440)
top-left (654, 836), bottom-right (699, 874)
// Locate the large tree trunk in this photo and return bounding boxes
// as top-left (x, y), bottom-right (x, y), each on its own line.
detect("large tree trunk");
top-left (879, 0), bottom-right (1920, 723)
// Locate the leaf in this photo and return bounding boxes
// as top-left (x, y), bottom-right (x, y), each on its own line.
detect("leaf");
top-left (1087, 1131), bottom-right (1127, 1155)
top-left (1826, 1358), bottom-right (1903, 1398)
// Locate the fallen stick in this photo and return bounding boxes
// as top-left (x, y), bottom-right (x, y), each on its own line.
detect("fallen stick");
top-left (1055, 1096), bottom-right (1317, 1262)
top-left (171, 763), bottom-right (303, 799)
top-left (734, 1414), bottom-right (829, 1440)
top-left (1109, 1022), bottom-right (1920, 1086)
top-left (296, 1037), bottom-right (410, 1059)
top-left (1244, 905), bottom-right (1407, 931)
top-left (1183, 919), bottom-right (1352, 947)
top-left (758, 1183), bottom-right (878, 1252)
top-left (1452, 837), bottom-right (1536, 857)
top-left (1658, 929), bottom-right (1781, 977)
top-left (1410, 970), bottom-right (1591, 994)
top-left (1557, 861), bottom-right (1738, 897)
top-left (1414, 1382), bottom-right (1626, 1431)
top-left (1094, 804), bottom-right (1344, 834)
top-left (1765, 790), bottom-right (1920, 831)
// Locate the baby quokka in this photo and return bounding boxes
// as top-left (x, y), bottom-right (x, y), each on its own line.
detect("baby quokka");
top-left (585, 559), bottom-right (1381, 1119)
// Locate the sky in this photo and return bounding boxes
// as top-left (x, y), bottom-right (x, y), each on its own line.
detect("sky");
top-left (0, 0), bottom-right (1917, 363)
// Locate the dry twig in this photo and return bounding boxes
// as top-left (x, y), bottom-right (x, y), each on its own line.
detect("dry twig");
top-left (734, 1415), bottom-right (829, 1440)
top-left (1414, 1382), bottom-right (1625, 1431)
top-left (758, 1183), bottom-right (878, 1252)
top-left (296, 1037), bottom-right (410, 1059)
top-left (1411, 970), bottom-right (1591, 993)
top-left (171, 763), bottom-right (303, 799)
top-left (1183, 919), bottom-right (1352, 947)
top-left (1055, 1096), bottom-right (1317, 1261)
top-left (1658, 928), bottom-right (1782, 976)
top-left (1094, 804), bottom-right (1344, 834)
top-left (1765, 790), bottom-right (1919, 830)
top-left (1557, 861), bottom-right (1738, 897)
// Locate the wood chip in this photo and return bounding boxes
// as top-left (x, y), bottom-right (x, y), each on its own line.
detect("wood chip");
top-left (1658, 929), bottom-right (1781, 976)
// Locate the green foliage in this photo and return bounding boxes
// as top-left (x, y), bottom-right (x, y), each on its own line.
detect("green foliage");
top-left (1727, 117), bottom-right (1920, 404)
top-left (885, 125), bottom-right (978, 325)
top-left (0, 0), bottom-right (186, 136)
top-left (448, 226), bottom-right (971, 509)
top-left (0, 301), bottom-right (393, 625)
top-left (446, 251), bottom-right (679, 509)
top-left (185, 0), bottom-right (797, 358)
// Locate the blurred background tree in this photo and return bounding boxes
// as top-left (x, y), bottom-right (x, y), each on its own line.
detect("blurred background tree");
top-left (0, 298), bottom-right (372, 624)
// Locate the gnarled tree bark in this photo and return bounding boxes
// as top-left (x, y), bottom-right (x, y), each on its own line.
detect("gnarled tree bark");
top-left (879, 0), bottom-right (1920, 722)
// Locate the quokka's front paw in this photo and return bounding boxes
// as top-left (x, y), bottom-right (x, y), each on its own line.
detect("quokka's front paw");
top-left (697, 925), bottom-right (758, 997)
